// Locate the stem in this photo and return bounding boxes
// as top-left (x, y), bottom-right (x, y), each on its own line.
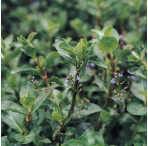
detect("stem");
top-left (25, 107), bottom-right (31, 130)
top-left (104, 53), bottom-right (114, 107)
top-left (104, 84), bottom-right (113, 107)
top-left (110, 52), bottom-right (114, 77)
top-left (69, 71), bottom-right (79, 113)
top-left (92, 17), bottom-right (99, 39)
top-left (33, 56), bottom-right (50, 87)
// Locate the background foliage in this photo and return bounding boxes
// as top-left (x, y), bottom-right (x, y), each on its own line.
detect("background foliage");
top-left (1, 0), bottom-right (147, 146)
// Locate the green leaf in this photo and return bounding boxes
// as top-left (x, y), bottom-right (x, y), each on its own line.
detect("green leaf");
top-left (127, 103), bottom-right (146, 116)
top-left (55, 38), bottom-right (72, 60)
top-left (59, 40), bottom-right (77, 56)
top-left (63, 112), bottom-right (72, 125)
top-left (133, 134), bottom-right (146, 145)
top-left (131, 82), bottom-right (146, 103)
top-left (31, 86), bottom-right (55, 114)
top-left (104, 26), bottom-right (112, 37)
top-left (91, 29), bottom-right (104, 38)
top-left (11, 65), bottom-right (41, 76)
top-left (63, 139), bottom-right (83, 146)
top-left (73, 103), bottom-right (101, 119)
top-left (114, 45), bottom-right (133, 66)
top-left (1, 136), bottom-right (9, 146)
top-left (45, 51), bottom-right (60, 67)
top-left (25, 45), bottom-right (36, 57)
top-left (39, 138), bottom-right (51, 144)
top-left (20, 96), bottom-right (36, 108)
top-left (2, 100), bottom-right (27, 115)
top-left (98, 36), bottom-right (118, 52)
top-left (14, 132), bottom-right (36, 144)
top-left (89, 55), bottom-right (108, 69)
top-left (137, 119), bottom-right (147, 132)
top-left (53, 128), bottom-right (61, 138)
top-left (2, 111), bottom-right (24, 133)
top-left (38, 56), bottom-right (45, 68)
top-left (47, 76), bottom-right (63, 86)
top-left (55, 38), bottom-right (76, 63)
top-left (76, 38), bottom-right (87, 59)
top-left (5, 48), bottom-right (20, 62)
top-left (20, 83), bottom-right (36, 99)
top-left (80, 128), bottom-right (105, 146)
top-left (63, 128), bottom-right (105, 146)
top-left (17, 35), bottom-right (28, 45)
top-left (100, 109), bottom-right (113, 124)
top-left (51, 111), bottom-right (63, 122)
top-left (111, 28), bottom-right (119, 41)
top-left (131, 51), bottom-right (140, 60)
top-left (27, 32), bottom-right (37, 43)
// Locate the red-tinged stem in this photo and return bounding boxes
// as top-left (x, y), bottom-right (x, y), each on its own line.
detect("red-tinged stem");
top-left (33, 56), bottom-right (50, 88)
top-left (25, 111), bottom-right (31, 130)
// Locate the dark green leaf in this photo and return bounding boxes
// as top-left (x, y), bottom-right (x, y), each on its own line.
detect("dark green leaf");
top-left (73, 103), bottom-right (101, 119)
top-left (31, 86), bottom-right (55, 114)
top-left (11, 65), bottom-right (41, 76)
top-left (47, 76), bottom-right (63, 86)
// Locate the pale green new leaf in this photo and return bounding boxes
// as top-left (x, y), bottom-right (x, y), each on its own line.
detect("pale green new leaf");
top-left (27, 32), bottom-right (37, 43)
top-left (98, 36), bottom-right (118, 52)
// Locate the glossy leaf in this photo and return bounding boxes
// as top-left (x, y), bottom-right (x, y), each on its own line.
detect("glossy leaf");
top-left (127, 103), bottom-right (146, 116)
top-left (73, 103), bottom-right (101, 119)
top-left (2, 111), bottom-right (24, 133)
top-left (31, 86), bottom-right (55, 114)
top-left (11, 65), bottom-right (41, 76)
top-left (20, 83), bottom-right (36, 99)
top-left (1, 100), bottom-right (27, 115)
top-left (14, 132), bottom-right (36, 144)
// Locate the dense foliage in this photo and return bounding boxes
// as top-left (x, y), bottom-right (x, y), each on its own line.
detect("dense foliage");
top-left (1, 0), bottom-right (147, 146)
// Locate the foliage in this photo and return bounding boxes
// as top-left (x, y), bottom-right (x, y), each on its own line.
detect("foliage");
top-left (1, 0), bottom-right (147, 146)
